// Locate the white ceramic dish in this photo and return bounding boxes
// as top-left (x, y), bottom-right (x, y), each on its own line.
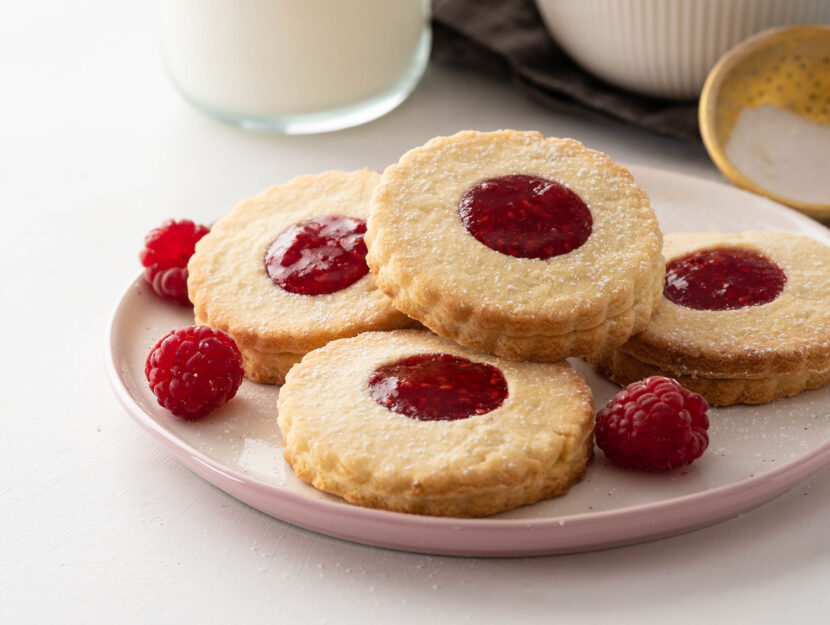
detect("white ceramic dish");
top-left (535, 0), bottom-right (830, 99)
top-left (107, 165), bottom-right (830, 557)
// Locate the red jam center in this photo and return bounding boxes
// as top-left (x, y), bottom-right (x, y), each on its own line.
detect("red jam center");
top-left (664, 247), bottom-right (786, 311)
top-left (264, 215), bottom-right (369, 296)
top-left (368, 353), bottom-right (508, 421)
top-left (458, 174), bottom-right (593, 259)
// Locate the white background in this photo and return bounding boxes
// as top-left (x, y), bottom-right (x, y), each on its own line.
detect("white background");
top-left (2, 2), bottom-right (829, 623)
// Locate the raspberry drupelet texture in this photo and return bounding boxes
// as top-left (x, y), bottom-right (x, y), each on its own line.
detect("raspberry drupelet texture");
top-left (595, 376), bottom-right (709, 471)
top-left (145, 326), bottom-right (244, 420)
top-left (140, 219), bottom-right (210, 305)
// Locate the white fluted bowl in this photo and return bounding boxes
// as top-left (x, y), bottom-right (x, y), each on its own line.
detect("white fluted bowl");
top-left (535, 0), bottom-right (830, 100)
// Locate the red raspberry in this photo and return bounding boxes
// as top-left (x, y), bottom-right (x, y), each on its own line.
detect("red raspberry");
top-left (139, 219), bottom-right (210, 305)
top-left (595, 376), bottom-right (709, 471)
top-left (145, 326), bottom-right (244, 420)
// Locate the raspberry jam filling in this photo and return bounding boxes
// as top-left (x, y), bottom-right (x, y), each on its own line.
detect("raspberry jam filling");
top-left (368, 353), bottom-right (508, 421)
top-left (264, 215), bottom-right (369, 296)
top-left (458, 174), bottom-right (592, 259)
top-left (664, 247), bottom-right (786, 311)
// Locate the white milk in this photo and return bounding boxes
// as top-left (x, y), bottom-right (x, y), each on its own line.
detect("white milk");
top-left (159, 0), bottom-right (430, 130)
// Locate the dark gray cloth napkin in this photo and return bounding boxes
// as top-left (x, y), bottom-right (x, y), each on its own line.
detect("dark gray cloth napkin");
top-left (432, 0), bottom-right (701, 143)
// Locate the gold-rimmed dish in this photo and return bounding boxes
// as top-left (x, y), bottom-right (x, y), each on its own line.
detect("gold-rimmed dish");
top-left (700, 25), bottom-right (830, 221)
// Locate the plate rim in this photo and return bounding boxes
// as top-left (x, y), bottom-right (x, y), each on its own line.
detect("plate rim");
top-left (106, 164), bottom-right (830, 556)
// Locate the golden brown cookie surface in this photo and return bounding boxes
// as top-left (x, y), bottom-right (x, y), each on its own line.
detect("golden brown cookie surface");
top-left (588, 232), bottom-right (830, 405)
top-left (366, 130), bottom-right (664, 362)
top-left (188, 169), bottom-right (412, 384)
top-left (277, 330), bottom-right (595, 517)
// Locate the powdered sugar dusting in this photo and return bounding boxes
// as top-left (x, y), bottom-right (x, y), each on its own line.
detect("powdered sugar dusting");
top-left (188, 169), bottom-right (411, 357)
top-left (648, 232), bottom-right (830, 361)
top-left (277, 330), bottom-right (593, 512)
top-left (725, 105), bottom-right (830, 205)
top-left (368, 131), bottom-right (663, 342)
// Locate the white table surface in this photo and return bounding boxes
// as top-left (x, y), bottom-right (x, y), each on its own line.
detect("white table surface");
top-left (3, 3), bottom-right (829, 624)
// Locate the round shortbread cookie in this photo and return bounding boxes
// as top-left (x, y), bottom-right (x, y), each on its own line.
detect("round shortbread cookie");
top-left (278, 329), bottom-right (595, 517)
top-left (366, 130), bottom-right (664, 362)
top-left (588, 232), bottom-right (830, 405)
top-left (188, 169), bottom-right (412, 384)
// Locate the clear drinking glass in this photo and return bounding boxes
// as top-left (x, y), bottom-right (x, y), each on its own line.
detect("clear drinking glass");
top-left (159, 0), bottom-right (431, 133)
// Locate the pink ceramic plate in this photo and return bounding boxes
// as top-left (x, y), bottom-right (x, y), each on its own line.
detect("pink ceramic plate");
top-left (107, 165), bottom-right (830, 556)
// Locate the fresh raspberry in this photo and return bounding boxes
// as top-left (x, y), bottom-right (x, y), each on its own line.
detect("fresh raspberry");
top-left (595, 376), bottom-right (709, 471)
top-left (139, 219), bottom-right (210, 305)
top-left (145, 326), bottom-right (244, 420)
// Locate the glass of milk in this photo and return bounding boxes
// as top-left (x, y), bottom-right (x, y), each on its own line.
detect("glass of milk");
top-left (158, 0), bottom-right (431, 133)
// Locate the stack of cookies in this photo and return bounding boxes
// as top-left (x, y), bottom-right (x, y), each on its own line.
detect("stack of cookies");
top-left (186, 130), bottom-right (830, 517)
top-left (588, 232), bottom-right (830, 406)
top-left (365, 130), bottom-right (664, 362)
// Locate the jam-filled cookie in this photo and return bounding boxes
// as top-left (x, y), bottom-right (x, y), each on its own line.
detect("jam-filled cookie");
top-left (278, 329), bottom-right (595, 517)
top-left (366, 130), bottom-right (664, 362)
top-left (588, 232), bottom-right (830, 405)
top-left (187, 169), bottom-right (412, 384)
